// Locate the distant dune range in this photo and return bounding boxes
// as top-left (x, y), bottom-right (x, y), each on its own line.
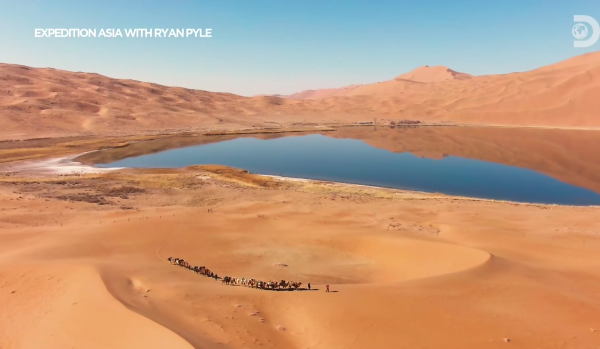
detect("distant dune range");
top-left (1, 51), bottom-right (600, 139)
top-left (281, 66), bottom-right (474, 99)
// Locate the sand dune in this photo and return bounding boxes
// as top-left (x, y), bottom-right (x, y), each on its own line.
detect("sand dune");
top-left (1, 168), bottom-right (599, 348)
top-left (261, 66), bottom-right (471, 100)
top-left (0, 265), bottom-right (193, 349)
top-left (282, 84), bottom-right (365, 100)
top-left (394, 65), bottom-right (473, 83)
top-left (263, 52), bottom-right (600, 127)
top-left (2, 51), bottom-right (600, 139)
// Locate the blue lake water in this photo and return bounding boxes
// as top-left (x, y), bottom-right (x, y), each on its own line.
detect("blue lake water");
top-left (97, 134), bottom-right (600, 205)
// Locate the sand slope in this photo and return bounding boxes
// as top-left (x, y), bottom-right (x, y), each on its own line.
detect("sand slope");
top-left (283, 84), bottom-right (365, 100)
top-left (1, 168), bottom-right (600, 348)
top-left (0, 265), bottom-right (193, 349)
top-left (2, 51), bottom-right (600, 139)
top-left (278, 52), bottom-right (600, 128)
top-left (262, 66), bottom-right (471, 100)
top-left (267, 52), bottom-right (600, 128)
top-left (395, 65), bottom-right (473, 83)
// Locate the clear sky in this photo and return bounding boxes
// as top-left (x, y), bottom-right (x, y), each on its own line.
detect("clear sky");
top-left (0, 0), bottom-right (599, 96)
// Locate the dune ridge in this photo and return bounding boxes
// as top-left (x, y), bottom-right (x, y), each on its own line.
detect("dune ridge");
top-left (2, 51), bottom-right (600, 139)
top-left (394, 65), bottom-right (473, 83)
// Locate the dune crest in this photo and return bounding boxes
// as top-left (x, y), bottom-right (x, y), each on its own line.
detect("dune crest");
top-left (2, 51), bottom-right (600, 139)
top-left (284, 84), bottom-right (364, 100)
top-left (395, 65), bottom-right (473, 83)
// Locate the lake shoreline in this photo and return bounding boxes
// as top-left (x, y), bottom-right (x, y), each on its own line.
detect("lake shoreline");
top-left (3, 153), bottom-right (599, 208)
top-left (5, 122), bottom-right (600, 144)
top-left (3, 126), bottom-right (600, 206)
top-left (89, 132), bottom-right (600, 207)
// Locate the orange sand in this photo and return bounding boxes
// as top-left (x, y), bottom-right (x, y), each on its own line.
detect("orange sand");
top-left (1, 48), bottom-right (600, 349)
top-left (1, 167), bottom-right (599, 348)
top-left (2, 51), bottom-right (600, 140)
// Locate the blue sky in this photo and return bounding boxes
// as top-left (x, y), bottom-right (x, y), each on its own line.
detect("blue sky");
top-left (0, 0), bottom-right (599, 96)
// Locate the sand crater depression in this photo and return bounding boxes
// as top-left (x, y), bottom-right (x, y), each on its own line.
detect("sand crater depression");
top-left (154, 203), bottom-right (491, 286)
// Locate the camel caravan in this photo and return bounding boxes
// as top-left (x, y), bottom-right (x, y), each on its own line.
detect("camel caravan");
top-left (168, 257), bottom-right (303, 291)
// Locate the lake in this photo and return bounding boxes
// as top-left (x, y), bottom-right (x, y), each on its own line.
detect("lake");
top-left (94, 130), bottom-right (600, 206)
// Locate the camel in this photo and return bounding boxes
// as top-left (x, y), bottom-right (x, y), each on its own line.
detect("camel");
top-left (168, 257), bottom-right (304, 291)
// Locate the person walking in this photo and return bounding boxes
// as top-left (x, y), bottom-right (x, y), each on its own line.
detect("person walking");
top-left (308, 283), bottom-right (311, 290)
top-left (326, 284), bottom-right (329, 292)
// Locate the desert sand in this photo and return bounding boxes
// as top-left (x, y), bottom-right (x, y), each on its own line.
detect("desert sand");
top-left (2, 50), bottom-right (600, 348)
top-left (282, 65), bottom-right (473, 100)
top-left (2, 51), bottom-right (600, 140)
top-left (394, 65), bottom-right (473, 83)
top-left (1, 163), bottom-right (600, 349)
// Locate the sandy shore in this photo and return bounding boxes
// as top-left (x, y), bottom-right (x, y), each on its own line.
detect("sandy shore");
top-left (9, 154), bottom-right (595, 208)
top-left (1, 153), bottom-right (124, 176)
top-left (1, 161), bottom-right (600, 349)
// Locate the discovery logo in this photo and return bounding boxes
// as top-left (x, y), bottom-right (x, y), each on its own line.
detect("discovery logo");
top-left (573, 15), bottom-right (599, 48)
